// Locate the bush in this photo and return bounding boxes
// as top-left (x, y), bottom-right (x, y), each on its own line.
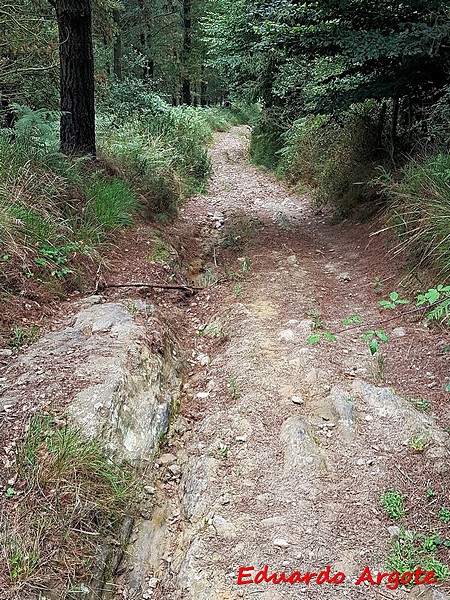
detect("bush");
top-left (277, 102), bottom-right (385, 218)
top-left (381, 154), bottom-right (450, 279)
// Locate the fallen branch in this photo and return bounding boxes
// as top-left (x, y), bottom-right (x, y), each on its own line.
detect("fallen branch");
top-left (102, 282), bottom-right (200, 292)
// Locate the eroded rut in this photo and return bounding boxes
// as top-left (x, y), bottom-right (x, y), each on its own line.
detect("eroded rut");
top-left (119, 129), bottom-right (450, 600)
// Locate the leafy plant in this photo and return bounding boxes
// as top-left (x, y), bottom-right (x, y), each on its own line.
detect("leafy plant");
top-left (439, 507), bottom-right (450, 524)
top-left (227, 376), bottom-right (241, 399)
top-left (381, 489), bottom-right (406, 520)
top-left (387, 530), bottom-right (449, 581)
top-left (379, 292), bottom-right (410, 310)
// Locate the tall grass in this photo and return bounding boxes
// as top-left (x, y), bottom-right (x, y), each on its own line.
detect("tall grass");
top-left (381, 154), bottom-right (450, 279)
top-left (1, 414), bottom-right (135, 597)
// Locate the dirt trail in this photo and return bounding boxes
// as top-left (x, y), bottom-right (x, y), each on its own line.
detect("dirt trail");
top-left (128, 127), bottom-right (450, 600)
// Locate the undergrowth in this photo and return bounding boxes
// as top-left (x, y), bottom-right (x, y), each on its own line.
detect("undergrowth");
top-left (0, 414), bottom-right (135, 598)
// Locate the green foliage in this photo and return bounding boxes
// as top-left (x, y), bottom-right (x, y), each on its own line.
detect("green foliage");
top-left (83, 178), bottom-right (140, 233)
top-left (379, 291), bottom-right (410, 310)
top-left (439, 508), bottom-right (450, 524)
top-left (277, 104), bottom-right (385, 217)
top-left (387, 530), bottom-right (449, 581)
top-left (381, 489), bottom-right (406, 520)
top-left (383, 155), bottom-right (450, 279)
top-left (5, 413), bottom-right (135, 591)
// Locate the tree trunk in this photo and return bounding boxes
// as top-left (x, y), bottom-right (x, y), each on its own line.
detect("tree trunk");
top-left (390, 96), bottom-right (399, 158)
top-left (113, 9), bottom-right (122, 81)
top-left (181, 0), bottom-right (191, 105)
top-left (56, 0), bottom-right (96, 156)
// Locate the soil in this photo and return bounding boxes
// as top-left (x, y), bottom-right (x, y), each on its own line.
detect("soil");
top-left (1, 126), bottom-right (450, 599)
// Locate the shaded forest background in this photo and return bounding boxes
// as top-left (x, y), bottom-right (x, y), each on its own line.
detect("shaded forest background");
top-left (1, 0), bottom-right (450, 321)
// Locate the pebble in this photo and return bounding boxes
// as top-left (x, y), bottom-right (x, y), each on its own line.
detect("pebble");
top-left (273, 538), bottom-right (289, 548)
top-left (279, 330), bottom-right (295, 342)
top-left (196, 391), bottom-right (210, 399)
top-left (168, 464), bottom-right (181, 476)
top-left (144, 485), bottom-right (156, 495)
top-left (338, 272), bottom-right (351, 282)
top-left (159, 453), bottom-right (176, 466)
top-left (388, 526), bottom-right (401, 537)
top-left (392, 327), bottom-right (406, 338)
top-left (291, 396), bottom-right (304, 405)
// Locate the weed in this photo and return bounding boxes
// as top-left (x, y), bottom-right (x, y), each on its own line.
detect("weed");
top-left (234, 283), bottom-right (243, 296)
top-left (308, 310), bottom-right (324, 330)
top-left (227, 376), bottom-right (241, 400)
top-left (372, 276), bottom-right (384, 292)
top-left (148, 237), bottom-right (172, 264)
top-left (411, 398), bottom-right (430, 412)
top-left (387, 530), bottom-right (449, 581)
top-left (380, 489), bottom-right (406, 520)
top-left (196, 321), bottom-right (226, 339)
top-left (408, 435), bottom-right (429, 452)
top-left (9, 325), bottom-right (40, 351)
top-left (427, 489), bottom-right (436, 499)
top-left (5, 414), bottom-right (135, 593)
top-left (439, 507), bottom-right (450, 524)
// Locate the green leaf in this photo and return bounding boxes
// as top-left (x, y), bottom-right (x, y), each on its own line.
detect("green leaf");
top-left (390, 291), bottom-right (399, 301)
top-left (6, 488), bottom-right (15, 498)
top-left (369, 338), bottom-right (378, 355)
top-left (322, 331), bottom-right (337, 342)
top-left (445, 384), bottom-right (450, 393)
top-left (307, 334), bottom-right (322, 345)
top-left (363, 330), bottom-right (375, 340)
top-left (375, 330), bottom-right (389, 343)
top-left (379, 301), bottom-right (396, 310)
top-left (396, 299), bottom-right (410, 305)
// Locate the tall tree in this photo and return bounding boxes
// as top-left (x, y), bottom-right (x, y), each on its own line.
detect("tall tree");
top-left (51, 0), bottom-right (96, 156)
top-left (182, 0), bottom-right (192, 104)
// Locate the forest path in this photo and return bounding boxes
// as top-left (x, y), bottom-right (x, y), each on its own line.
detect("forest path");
top-left (128, 128), bottom-right (450, 600)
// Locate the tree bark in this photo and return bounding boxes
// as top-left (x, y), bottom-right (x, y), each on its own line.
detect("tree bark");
top-left (56, 0), bottom-right (96, 157)
top-left (181, 0), bottom-right (191, 105)
top-left (113, 9), bottom-right (122, 81)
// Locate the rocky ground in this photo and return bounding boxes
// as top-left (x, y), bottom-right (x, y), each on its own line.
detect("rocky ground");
top-left (117, 128), bottom-right (450, 600)
top-left (2, 127), bottom-right (450, 600)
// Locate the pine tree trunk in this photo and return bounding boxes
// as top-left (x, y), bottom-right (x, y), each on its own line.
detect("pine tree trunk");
top-left (181, 0), bottom-right (191, 105)
top-left (113, 9), bottom-right (122, 81)
top-left (56, 0), bottom-right (96, 156)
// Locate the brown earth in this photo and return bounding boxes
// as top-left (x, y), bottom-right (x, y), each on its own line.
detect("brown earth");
top-left (1, 126), bottom-right (450, 599)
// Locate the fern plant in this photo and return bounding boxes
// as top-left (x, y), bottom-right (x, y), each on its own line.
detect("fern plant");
top-left (11, 104), bottom-right (60, 148)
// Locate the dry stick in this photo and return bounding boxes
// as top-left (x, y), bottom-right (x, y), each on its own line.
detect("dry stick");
top-left (103, 278), bottom-right (225, 293)
top-left (332, 296), bottom-right (450, 336)
top-left (104, 282), bottom-right (201, 292)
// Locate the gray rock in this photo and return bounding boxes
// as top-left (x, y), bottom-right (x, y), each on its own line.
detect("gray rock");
top-left (272, 538), bottom-right (289, 548)
top-left (280, 416), bottom-right (329, 475)
top-left (388, 525), bottom-right (401, 537)
top-left (337, 272), bottom-right (351, 282)
top-left (392, 327), bottom-right (407, 338)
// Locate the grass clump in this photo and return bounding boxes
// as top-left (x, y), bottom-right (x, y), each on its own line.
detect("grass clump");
top-left (1, 414), bottom-right (135, 597)
top-left (381, 489), bottom-right (406, 520)
top-left (381, 154), bottom-right (450, 280)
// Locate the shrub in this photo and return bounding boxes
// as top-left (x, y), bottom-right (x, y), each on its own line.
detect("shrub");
top-left (277, 102), bottom-right (385, 218)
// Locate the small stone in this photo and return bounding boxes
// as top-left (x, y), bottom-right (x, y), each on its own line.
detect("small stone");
top-left (292, 396), bottom-right (304, 405)
top-left (338, 272), bottom-right (351, 282)
top-left (365, 415), bottom-right (373, 422)
top-left (0, 349), bottom-right (13, 358)
top-left (287, 255), bottom-right (298, 265)
top-left (144, 485), bottom-right (156, 495)
top-left (388, 526), bottom-right (401, 537)
top-left (196, 391), bottom-right (210, 399)
top-left (279, 329), bottom-right (295, 342)
top-left (197, 353), bottom-right (210, 366)
top-left (148, 577), bottom-right (159, 589)
top-left (168, 464), bottom-right (181, 476)
top-left (392, 327), bottom-right (406, 338)
top-left (356, 458), bottom-right (365, 466)
top-left (273, 538), bottom-right (289, 548)
top-left (236, 436), bottom-right (247, 443)
top-left (159, 453), bottom-right (176, 466)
